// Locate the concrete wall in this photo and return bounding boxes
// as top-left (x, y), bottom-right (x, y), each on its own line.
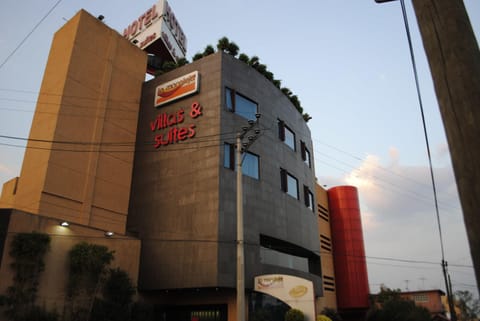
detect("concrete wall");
top-left (0, 177), bottom-right (18, 209)
top-left (13, 10), bottom-right (147, 234)
top-left (129, 53), bottom-right (223, 290)
top-left (0, 210), bottom-right (141, 318)
top-left (315, 183), bottom-right (337, 311)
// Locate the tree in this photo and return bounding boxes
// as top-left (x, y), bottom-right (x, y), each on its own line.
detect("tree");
top-left (285, 309), bottom-right (304, 321)
top-left (202, 45), bottom-right (215, 56)
top-left (176, 57), bottom-right (189, 67)
top-left (192, 52), bottom-right (204, 61)
top-left (154, 37), bottom-right (312, 122)
top-left (161, 61), bottom-right (176, 72)
top-left (227, 41), bottom-right (239, 57)
top-left (216, 36), bottom-right (230, 52)
top-left (248, 56), bottom-right (260, 68)
top-left (66, 242), bottom-right (114, 321)
top-left (372, 285), bottom-right (401, 304)
top-left (238, 53), bottom-right (249, 64)
top-left (455, 290), bottom-right (480, 321)
top-left (90, 268), bottom-right (136, 321)
top-left (1, 232), bottom-right (54, 321)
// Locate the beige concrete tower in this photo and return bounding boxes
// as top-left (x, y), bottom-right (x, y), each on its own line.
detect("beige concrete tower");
top-left (12, 10), bottom-right (147, 233)
top-left (315, 183), bottom-right (337, 312)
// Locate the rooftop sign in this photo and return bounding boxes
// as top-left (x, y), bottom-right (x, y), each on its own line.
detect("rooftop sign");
top-left (123, 0), bottom-right (187, 61)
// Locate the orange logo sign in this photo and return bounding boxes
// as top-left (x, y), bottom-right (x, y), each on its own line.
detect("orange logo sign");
top-left (154, 71), bottom-right (199, 107)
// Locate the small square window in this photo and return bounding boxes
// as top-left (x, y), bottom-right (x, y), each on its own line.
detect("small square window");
top-left (224, 143), bottom-right (259, 179)
top-left (280, 168), bottom-right (299, 199)
top-left (304, 185), bottom-right (315, 212)
top-left (301, 141), bottom-right (311, 168)
top-left (225, 87), bottom-right (258, 121)
top-left (278, 120), bottom-right (296, 151)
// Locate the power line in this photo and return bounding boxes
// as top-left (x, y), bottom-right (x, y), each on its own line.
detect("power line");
top-left (0, 0), bottom-right (64, 71)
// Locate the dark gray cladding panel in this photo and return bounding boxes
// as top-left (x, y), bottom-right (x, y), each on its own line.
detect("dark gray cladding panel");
top-left (129, 52), bottom-right (321, 292)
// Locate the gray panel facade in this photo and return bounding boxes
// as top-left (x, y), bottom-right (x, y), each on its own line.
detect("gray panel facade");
top-left (128, 52), bottom-right (321, 294)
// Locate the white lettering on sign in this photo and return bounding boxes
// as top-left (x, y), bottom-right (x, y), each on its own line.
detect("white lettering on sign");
top-left (123, 4), bottom-right (160, 40)
top-left (164, 1), bottom-right (187, 52)
top-left (122, 0), bottom-right (187, 58)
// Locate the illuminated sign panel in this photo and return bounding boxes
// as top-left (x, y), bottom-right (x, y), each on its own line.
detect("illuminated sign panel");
top-left (123, 0), bottom-right (187, 61)
top-left (149, 71), bottom-right (202, 148)
top-left (154, 71), bottom-right (199, 107)
top-left (255, 274), bottom-right (316, 321)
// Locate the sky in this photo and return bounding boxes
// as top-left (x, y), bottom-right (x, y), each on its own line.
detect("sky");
top-left (0, 0), bottom-right (479, 297)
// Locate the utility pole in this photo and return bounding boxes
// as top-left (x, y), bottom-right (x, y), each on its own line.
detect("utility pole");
top-left (410, 0), bottom-right (480, 294)
top-left (236, 116), bottom-right (261, 321)
top-left (236, 132), bottom-right (245, 321)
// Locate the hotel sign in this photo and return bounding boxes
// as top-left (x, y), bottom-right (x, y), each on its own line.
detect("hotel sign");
top-left (123, 0), bottom-right (187, 61)
top-left (154, 71), bottom-right (199, 107)
top-left (149, 101), bottom-right (203, 148)
top-left (149, 71), bottom-right (202, 148)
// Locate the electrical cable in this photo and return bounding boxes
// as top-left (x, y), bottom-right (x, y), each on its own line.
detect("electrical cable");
top-left (0, 0), bottom-right (64, 71)
top-left (400, 1), bottom-right (457, 317)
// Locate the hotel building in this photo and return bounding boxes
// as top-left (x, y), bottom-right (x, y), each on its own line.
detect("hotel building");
top-left (0, 7), bottom-right (369, 321)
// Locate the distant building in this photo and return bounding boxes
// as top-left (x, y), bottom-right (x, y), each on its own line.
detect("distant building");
top-left (371, 289), bottom-right (448, 321)
top-left (399, 289), bottom-right (447, 317)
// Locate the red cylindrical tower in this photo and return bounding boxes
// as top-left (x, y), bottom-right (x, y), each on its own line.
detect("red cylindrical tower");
top-left (328, 186), bottom-right (369, 310)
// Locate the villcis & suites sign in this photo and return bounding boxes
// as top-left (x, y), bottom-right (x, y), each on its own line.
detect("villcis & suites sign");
top-left (150, 71), bottom-right (202, 148)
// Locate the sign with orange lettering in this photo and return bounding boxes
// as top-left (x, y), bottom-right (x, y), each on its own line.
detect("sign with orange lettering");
top-left (154, 71), bottom-right (199, 107)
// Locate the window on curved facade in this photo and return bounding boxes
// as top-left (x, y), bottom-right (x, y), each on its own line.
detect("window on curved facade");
top-left (304, 185), bottom-right (314, 212)
top-left (278, 120), bottom-right (296, 151)
top-left (280, 168), bottom-right (298, 199)
top-left (260, 246), bottom-right (309, 273)
top-left (224, 143), bottom-right (259, 180)
top-left (259, 234), bottom-right (322, 276)
top-left (225, 87), bottom-right (258, 120)
top-left (301, 140), bottom-right (311, 168)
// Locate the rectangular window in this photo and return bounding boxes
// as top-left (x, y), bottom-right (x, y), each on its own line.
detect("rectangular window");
top-left (278, 120), bottom-right (296, 151)
top-left (412, 294), bottom-right (429, 302)
top-left (225, 87), bottom-right (258, 121)
top-left (304, 185), bottom-right (314, 212)
top-left (260, 246), bottom-right (309, 273)
top-left (280, 168), bottom-right (298, 199)
top-left (224, 143), bottom-right (259, 179)
top-left (301, 141), bottom-right (311, 168)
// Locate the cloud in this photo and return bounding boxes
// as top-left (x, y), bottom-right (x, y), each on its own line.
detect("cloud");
top-left (0, 163), bottom-right (18, 190)
top-left (344, 148), bottom-right (460, 227)
top-left (332, 147), bottom-right (476, 295)
top-left (0, 163), bottom-right (15, 176)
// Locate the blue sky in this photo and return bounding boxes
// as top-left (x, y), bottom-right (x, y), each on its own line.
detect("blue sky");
top-left (0, 0), bottom-right (479, 296)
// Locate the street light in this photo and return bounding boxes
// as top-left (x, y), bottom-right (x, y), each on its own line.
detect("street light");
top-left (236, 115), bottom-right (261, 321)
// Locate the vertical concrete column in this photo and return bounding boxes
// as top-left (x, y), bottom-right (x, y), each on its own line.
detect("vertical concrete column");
top-left (412, 0), bottom-right (480, 291)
